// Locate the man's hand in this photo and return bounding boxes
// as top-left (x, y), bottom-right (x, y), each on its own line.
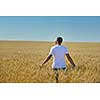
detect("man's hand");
top-left (71, 64), bottom-right (77, 70)
top-left (71, 64), bottom-right (76, 69)
top-left (39, 63), bottom-right (44, 69)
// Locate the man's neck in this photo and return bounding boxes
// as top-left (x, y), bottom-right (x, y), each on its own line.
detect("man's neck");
top-left (57, 44), bottom-right (61, 46)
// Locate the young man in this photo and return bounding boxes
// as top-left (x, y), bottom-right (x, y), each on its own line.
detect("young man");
top-left (40, 37), bottom-right (76, 83)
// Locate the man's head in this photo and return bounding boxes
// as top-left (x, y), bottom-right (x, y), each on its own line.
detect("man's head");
top-left (55, 37), bottom-right (63, 45)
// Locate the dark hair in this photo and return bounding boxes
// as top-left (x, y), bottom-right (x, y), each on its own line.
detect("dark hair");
top-left (57, 37), bottom-right (63, 44)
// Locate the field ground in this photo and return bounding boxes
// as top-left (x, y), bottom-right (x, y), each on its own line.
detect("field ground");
top-left (0, 41), bottom-right (100, 83)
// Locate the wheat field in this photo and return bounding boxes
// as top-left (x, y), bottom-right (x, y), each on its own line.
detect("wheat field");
top-left (0, 41), bottom-right (100, 83)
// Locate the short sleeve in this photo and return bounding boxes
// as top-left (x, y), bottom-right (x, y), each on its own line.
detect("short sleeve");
top-left (49, 47), bottom-right (54, 55)
top-left (65, 48), bottom-right (69, 54)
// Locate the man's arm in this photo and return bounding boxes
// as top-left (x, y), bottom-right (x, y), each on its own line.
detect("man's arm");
top-left (41, 54), bottom-right (52, 66)
top-left (66, 54), bottom-right (76, 68)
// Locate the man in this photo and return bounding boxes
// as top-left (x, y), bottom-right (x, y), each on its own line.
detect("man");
top-left (40, 37), bottom-right (76, 83)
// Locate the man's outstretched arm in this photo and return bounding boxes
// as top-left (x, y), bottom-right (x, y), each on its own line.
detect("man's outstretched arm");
top-left (66, 54), bottom-right (76, 68)
top-left (41, 54), bottom-right (52, 66)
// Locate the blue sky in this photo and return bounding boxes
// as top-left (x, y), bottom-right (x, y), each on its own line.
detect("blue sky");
top-left (0, 16), bottom-right (100, 42)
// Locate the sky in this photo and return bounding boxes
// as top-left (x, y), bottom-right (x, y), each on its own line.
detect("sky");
top-left (0, 16), bottom-right (100, 42)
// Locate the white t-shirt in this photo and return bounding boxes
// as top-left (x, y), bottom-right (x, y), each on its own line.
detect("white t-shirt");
top-left (49, 45), bottom-right (69, 68)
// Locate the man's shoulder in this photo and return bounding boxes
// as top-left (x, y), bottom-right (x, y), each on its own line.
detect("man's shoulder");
top-left (61, 45), bottom-right (68, 49)
top-left (51, 45), bottom-right (57, 50)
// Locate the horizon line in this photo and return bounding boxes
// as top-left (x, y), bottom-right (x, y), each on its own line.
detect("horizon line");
top-left (0, 40), bottom-right (100, 43)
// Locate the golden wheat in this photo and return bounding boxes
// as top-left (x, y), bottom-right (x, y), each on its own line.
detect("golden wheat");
top-left (0, 41), bottom-right (100, 83)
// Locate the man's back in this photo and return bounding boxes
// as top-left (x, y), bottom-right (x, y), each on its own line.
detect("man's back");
top-left (49, 45), bottom-right (69, 68)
